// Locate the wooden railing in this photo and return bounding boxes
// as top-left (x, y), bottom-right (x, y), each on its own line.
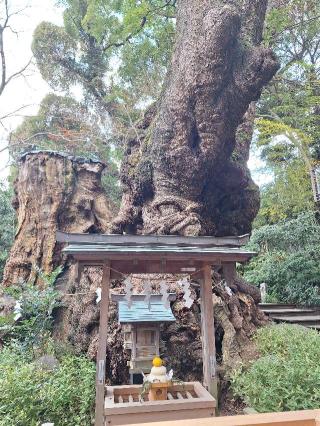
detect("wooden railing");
top-left (128, 409), bottom-right (320, 426)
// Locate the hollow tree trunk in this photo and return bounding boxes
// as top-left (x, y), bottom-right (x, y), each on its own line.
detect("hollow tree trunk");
top-left (112, 0), bottom-right (278, 236)
top-left (2, 151), bottom-right (113, 286)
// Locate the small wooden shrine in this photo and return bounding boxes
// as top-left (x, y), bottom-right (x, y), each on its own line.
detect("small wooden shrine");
top-left (111, 293), bottom-right (176, 383)
top-left (57, 231), bottom-right (255, 426)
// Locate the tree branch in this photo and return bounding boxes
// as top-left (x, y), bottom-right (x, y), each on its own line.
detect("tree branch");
top-left (0, 0), bottom-right (32, 96)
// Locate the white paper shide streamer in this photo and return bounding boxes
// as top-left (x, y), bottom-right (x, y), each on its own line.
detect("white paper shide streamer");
top-left (179, 277), bottom-right (194, 309)
top-left (95, 287), bottom-right (102, 304)
top-left (124, 277), bottom-right (134, 309)
top-left (13, 301), bottom-right (23, 321)
top-left (159, 280), bottom-right (170, 309)
top-left (143, 280), bottom-right (152, 311)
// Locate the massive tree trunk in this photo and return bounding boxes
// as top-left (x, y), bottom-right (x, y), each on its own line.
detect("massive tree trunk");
top-left (112, 0), bottom-right (278, 236)
top-left (2, 151), bottom-right (113, 286)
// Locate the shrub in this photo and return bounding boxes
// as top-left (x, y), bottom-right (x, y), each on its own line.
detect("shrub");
top-left (243, 212), bottom-right (320, 305)
top-left (231, 324), bottom-right (320, 412)
top-left (0, 346), bottom-right (95, 426)
top-left (2, 267), bottom-right (62, 351)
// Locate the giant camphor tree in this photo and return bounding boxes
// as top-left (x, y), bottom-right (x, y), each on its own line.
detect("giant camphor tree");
top-left (111, 1), bottom-right (279, 237)
top-left (2, 0), bottom-right (279, 387)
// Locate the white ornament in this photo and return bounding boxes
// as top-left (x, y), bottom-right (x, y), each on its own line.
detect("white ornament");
top-left (167, 369), bottom-right (174, 380)
top-left (260, 283), bottom-right (267, 303)
top-left (159, 280), bottom-right (170, 309)
top-left (13, 301), bottom-right (22, 321)
top-left (224, 284), bottom-right (233, 297)
top-left (179, 277), bottom-right (194, 309)
top-left (143, 280), bottom-right (152, 310)
top-left (124, 277), bottom-right (133, 309)
top-left (95, 287), bottom-right (102, 304)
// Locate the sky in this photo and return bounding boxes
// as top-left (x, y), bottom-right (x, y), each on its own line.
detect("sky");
top-left (0, 0), bottom-right (272, 186)
top-left (0, 0), bottom-right (63, 181)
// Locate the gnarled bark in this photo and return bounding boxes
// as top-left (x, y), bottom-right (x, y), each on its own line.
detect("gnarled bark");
top-left (2, 151), bottom-right (113, 286)
top-left (112, 0), bottom-right (278, 236)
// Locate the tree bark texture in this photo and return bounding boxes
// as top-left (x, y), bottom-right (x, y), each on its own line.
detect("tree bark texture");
top-left (2, 151), bottom-right (113, 286)
top-left (112, 0), bottom-right (279, 236)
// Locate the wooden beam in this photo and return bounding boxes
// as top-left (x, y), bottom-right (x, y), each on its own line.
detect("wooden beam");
top-left (128, 409), bottom-right (320, 426)
top-left (95, 261), bottom-right (111, 426)
top-left (200, 264), bottom-right (218, 401)
top-left (68, 252), bottom-right (254, 264)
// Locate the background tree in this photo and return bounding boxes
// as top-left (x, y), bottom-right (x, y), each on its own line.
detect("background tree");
top-left (244, 211), bottom-right (320, 305)
top-left (255, 0), bottom-right (320, 225)
top-left (32, 0), bottom-right (175, 145)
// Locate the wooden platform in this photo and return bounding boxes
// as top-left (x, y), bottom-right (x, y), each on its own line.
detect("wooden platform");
top-left (104, 382), bottom-right (216, 425)
top-left (259, 303), bottom-right (320, 330)
top-left (128, 409), bottom-right (320, 426)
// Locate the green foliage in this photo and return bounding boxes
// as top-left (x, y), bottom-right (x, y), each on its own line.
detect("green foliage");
top-left (0, 346), bottom-right (95, 426)
top-left (259, 0), bottom-right (320, 167)
top-left (2, 268), bottom-right (63, 351)
top-left (231, 324), bottom-right (320, 412)
top-left (34, 0), bottom-right (175, 109)
top-left (255, 160), bottom-right (314, 226)
top-left (32, 22), bottom-right (78, 91)
top-left (244, 211), bottom-right (320, 305)
top-left (0, 182), bottom-right (15, 281)
top-left (11, 93), bottom-right (113, 161)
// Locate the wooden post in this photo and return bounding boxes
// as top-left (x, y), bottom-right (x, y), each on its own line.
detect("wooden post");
top-left (200, 263), bottom-right (218, 401)
top-left (95, 261), bottom-right (111, 426)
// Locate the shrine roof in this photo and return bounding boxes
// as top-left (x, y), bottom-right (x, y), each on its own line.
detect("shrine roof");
top-left (57, 232), bottom-right (256, 263)
top-left (57, 231), bottom-right (250, 248)
top-left (116, 295), bottom-right (176, 323)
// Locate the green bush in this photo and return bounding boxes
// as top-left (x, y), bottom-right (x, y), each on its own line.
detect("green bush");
top-left (231, 324), bottom-right (320, 412)
top-left (0, 346), bottom-right (95, 426)
top-left (2, 267), bottom-right (62, 351)
top-left (244, 212), bottom-right (320, 305)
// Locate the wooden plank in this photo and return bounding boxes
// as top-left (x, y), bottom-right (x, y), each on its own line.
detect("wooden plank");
top-left (111, 294), bottom-right (177, 303)
top-left (200, 264), bottom-right (217, 401)
top-left (105, 397), bottom-right (215, 415)
top-left (106, 407), bottom-right (215, 426)
top-left (68, 256), bottom-right (253, 278)
top-left (67, 252), bottom-right (255, 264)
top-left (95, 262), bottom-right (111, 426)
top-left (128, 409), bottom-right (320, 426)
top-left (56, 230), bottom-right (250, 247)
top-left (272, 315), bottom-right (320, 322)
top-left (108, 382), bottom-right (201, 397)
top-left (263, 309), bottom-right (316, 315)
